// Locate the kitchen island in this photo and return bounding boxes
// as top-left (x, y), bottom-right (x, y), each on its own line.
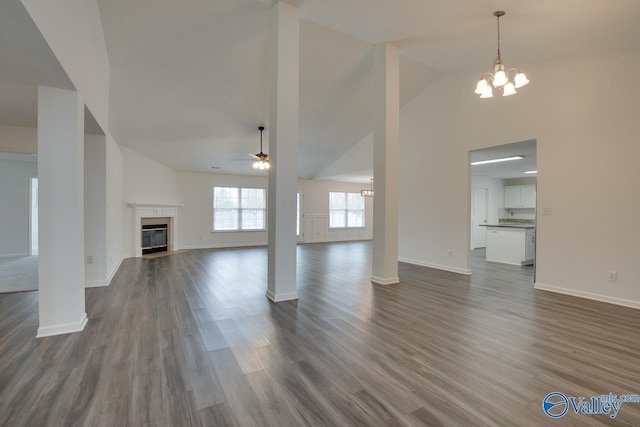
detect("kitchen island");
top-left (481, 224), bottom-right (535, 265)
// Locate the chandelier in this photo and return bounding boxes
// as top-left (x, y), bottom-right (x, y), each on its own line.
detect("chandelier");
top-left (252, 126), bottom-right (270, 170)
top-left (361, 178), bottom-right (374, 197)
top-left (474, 11), bottom-right (529, 98)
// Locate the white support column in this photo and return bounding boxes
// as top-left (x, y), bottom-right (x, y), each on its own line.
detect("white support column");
top-left (267, 1), bottom-right (299, 302)
top-left (37, 86), bottom-right (87, 337)
top-left (371, 43), bottom-right (400, 285)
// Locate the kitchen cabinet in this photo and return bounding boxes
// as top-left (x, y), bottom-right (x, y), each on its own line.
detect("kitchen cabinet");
top-left (485, 225), bottom-right (535, 265)
top-left (504, 185), bottom-right (536, 208)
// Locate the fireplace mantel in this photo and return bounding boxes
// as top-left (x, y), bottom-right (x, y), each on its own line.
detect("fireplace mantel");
top-left (128, 203), bottom-right (183, 257)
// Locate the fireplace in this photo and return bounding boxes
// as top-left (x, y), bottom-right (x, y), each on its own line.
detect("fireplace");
top-left (128, 203), bottom-right (182, 257)
top-left (141, 224), bottom-right (168, 255)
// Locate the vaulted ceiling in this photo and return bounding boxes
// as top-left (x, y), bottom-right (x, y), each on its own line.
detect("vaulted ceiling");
top-left (2, 0), bottom-right (640, 179)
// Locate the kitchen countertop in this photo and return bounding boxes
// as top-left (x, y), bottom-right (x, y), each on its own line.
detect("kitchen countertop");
top-left (480, 224), bottom-right (535, 229)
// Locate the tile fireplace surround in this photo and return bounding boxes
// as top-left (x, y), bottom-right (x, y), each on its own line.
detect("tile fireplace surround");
top-left (128, 203), bottom-right (183, 257)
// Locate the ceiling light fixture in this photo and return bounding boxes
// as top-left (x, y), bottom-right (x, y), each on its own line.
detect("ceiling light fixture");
top-left (474, 11), bottom-right (529, 98)
top-left (524, 170), bottom-right (537, 174)
top-left (471, 155), bottom-right (524, 166)
top-left (252, 126), bottom-right (270, 170)
top-left (361, 178), bottom-right (374, 197)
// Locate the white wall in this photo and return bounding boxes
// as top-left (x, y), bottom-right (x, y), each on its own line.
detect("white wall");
top-left (177, 172), bottom-right (269, 249)
top-left (0, 158), bottom-right (37, 257)
top-left (174, 172), bottom-right (373, 249)
top-left (504, 177), bottom-right (537, 186)
top-left (299, 178), bottom-right (373, 243)
top-left (106, 135), bottom-right (123, 280)
top-left (400, 50), bottom-right (640, 307)
top-left (0, 124), bottom-right (37, 154)
top-left (314, 133), bottom-right (373, 180)
top-left (84, 134), bottom-right (106, 285)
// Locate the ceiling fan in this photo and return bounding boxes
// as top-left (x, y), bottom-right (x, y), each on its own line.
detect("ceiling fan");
top-left (251, 126), bottom-right (270, 170)
top-left (229, 126), bottom-right (270, 170)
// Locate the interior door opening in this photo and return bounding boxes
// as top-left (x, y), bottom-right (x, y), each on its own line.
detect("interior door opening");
top-left (30, 177), bottom-right (38, 256)
top-left (469, 139), bottom-right (537, 285)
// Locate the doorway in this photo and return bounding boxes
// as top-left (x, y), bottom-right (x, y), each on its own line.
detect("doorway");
top-left (469, 139), bottom-right (537, 285)
top-left (30, 177), bottom-right (38, 256)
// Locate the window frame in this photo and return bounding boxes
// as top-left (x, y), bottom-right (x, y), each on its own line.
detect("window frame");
top-left (213, 186), bottom-right (267, 232)
top-left (328, 191), bottom-right (366, 229)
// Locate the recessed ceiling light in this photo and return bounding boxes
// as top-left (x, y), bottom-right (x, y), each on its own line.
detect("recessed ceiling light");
top-left (524, 170), bottom-right (537, 174)
top-left (470, 155), bottom-right (524, 166)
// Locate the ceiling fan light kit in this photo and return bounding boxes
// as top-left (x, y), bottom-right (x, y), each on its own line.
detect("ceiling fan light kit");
top-left (474, 11), bottom-right (529, 98)
top-left (252, 126), bottom-right (270, 170)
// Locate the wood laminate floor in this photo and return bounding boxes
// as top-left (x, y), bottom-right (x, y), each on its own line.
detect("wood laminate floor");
top-left (1, 242), bottom-right (639, 426)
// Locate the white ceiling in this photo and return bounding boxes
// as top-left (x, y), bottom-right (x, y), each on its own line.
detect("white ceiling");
top-left (471, 139), bottom-right (537, 179)
top-left (2, 0), bottom-right (640, 178)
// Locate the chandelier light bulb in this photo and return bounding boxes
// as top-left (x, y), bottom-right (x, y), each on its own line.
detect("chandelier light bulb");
top-left (252, 162), bottom-right (258, 169)
top-left (475, 78), bottom-right (488, 94)
top-left (514, 72), bottom-right (529, 88)
top-left (502, 82), bottom-right (517, 96)
top-left (480, 86), bottom-right (493, 98)
top-left (493, 69), bottom-right (508, 87)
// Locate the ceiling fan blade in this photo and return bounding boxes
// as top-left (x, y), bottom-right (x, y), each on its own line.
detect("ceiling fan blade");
top-left (246, 152), bottom-right (260, 159)
top-left (228, 159), bottom-right (253, 161)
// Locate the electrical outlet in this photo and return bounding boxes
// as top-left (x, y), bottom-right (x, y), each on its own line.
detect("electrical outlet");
top-left (543, 207), bottom-right (553, 216)
top-left (87, 255), bottom-right (93, 264)
top-left (447, 249), bottom-right (453, 257)
top-left (608, 271), bottom-right (617, 282)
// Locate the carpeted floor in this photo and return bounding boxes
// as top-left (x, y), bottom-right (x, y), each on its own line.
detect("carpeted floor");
top-left (0, 256), bottom-right (38, 293)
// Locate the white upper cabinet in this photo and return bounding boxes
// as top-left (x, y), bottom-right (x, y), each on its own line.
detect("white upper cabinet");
top-left (504, 185), bottom-right (536, 208)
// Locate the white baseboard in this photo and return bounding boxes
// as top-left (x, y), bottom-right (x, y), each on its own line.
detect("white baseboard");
top-left (371, 275), bottom-right (400, 285)
top-left (266, 290), bottom-right (298, 302)
top-left (178, 242), bottom-right (267, 251)
top-left (36, 312), bottom-right (88, 338)
top-left (399, 257), bottom-right (472, 275)
top-left (85, 280), bottom-right (108, 288)
top-left (534, 282), bottom-right (640, 310)
top-left (302, 238), bottom-right (373, 244)
top-left (0, 252), bottom-right (29, 259)
top-left (107, 256), bottom-right (125, 284)
top-left (84, 256), bottom-right (126, 288)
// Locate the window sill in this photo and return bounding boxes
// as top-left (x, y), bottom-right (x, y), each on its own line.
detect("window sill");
top-left (328, 227), bottom-right (366, 230)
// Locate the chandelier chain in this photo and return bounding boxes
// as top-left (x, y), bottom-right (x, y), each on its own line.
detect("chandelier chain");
top-left (496, 14), bottom-right (501, 60)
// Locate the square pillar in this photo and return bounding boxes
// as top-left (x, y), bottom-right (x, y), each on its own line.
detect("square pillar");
top-left (267, 1), bottom-right (299, 302)
top-left (37, 86), bottom-right (87, 337)
top-left (371, 43), bottom-right (400, 285)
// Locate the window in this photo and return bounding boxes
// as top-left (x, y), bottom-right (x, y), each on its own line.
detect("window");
top-left (213, 187), bottom-right (266, 231)
top-left (329, 192), bottom-right (365, 228)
